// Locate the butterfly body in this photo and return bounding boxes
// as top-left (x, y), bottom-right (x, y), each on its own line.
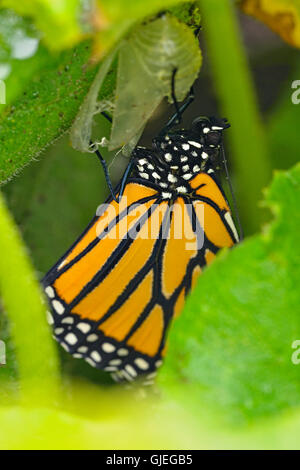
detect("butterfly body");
top-left (43, 116), bottom-right (238, 383)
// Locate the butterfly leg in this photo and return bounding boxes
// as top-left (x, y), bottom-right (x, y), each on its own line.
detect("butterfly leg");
top-left (93, 147), bottom-right (118, 202)
top-left (101, 111), bottom-right (112, 123)
top-left (91, 112), bottom-right (135, 203)
top-left (117, 158), bottom-right (135, 201)
top-left (93, 145), bottom-right (135, 203)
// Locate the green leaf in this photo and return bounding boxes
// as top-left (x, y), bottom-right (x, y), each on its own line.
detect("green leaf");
top-left (3, 126), bottom-right (114, 385)
top-left (4, 129), bottom-right (110, 275)
top-left (0, 190), bottom-right (62, 406)
top-left (1, 1), bottom-right (201, 54)
top-left (0, 9), bottom-right (48, 108)
top-left (2, 382), bottom-right (300, 448)
top-left (1, 1), bottom-right (83, 50)
top-left (240, 0), bottom-right (300, 49)
top-left (0, 6), bottom-right (201, 184)
top-left (160, 163), bottom-right (300, 422)
top-left (92, 0), bottom-right (201, 58)
top-left (71, 14), bottom-right (202, 154)
top-left (0, 41), bottom-right (99, 184)
top-left (0, 311), bottom-right (18, 404)
top-left (109, 15), bottom-right (202, 150)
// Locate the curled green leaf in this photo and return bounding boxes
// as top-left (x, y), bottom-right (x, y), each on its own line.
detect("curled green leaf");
top-left (109, 14), bottom-right (202, 150)
top-left (70, 48), bottom-right (118, 153)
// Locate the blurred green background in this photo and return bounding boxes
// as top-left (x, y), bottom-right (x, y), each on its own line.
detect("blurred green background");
top-left (0, 0), bottom-right (299, 449)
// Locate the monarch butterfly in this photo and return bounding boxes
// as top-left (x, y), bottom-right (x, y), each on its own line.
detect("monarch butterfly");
top-left (43, 108), bottom-right (239, 384)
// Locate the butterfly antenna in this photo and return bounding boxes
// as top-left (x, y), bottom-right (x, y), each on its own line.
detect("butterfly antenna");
top-left (221, 143), bottom-right (244, 241)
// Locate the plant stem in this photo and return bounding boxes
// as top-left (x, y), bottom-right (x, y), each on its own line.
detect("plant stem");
top-left (0, 192), bottom-right (62, 406)
top-left (198, 0), bottom-right (272, 233)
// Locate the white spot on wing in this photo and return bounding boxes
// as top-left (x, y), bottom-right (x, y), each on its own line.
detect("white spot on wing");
top-left (91, 350), bottom-right (101, 362)
top-left (117, 348), bottom-right (129, 356)
top-left (134, 358), bottom-right (149, 370)
top-left (102, 342), bottom-right (116, 353)
top-left (147, 372), bottom-right (157, 380)
top-left (52, 300), bottom-right (65, 315)
top-left (65, 333), bottom-right (78, 345)
top-left (57, 260), bottom-right (67, 270)
top-left (46, 311), bottom-right (54, 325)
top-left (87, 334), bottom-right (98, 342)
top-left (76, 322), bottom-right (91, 334)
top-left (120, 370), bottom-right (133, 381)
top-left (111, 371), bottom-right (123, 382)
top-left (61, 316), bottom-right (74, 324)
top-left (225, 212), bottom-right (239, 242)
top-left (109, 358), bottom-right (122, 366)
top-left (45, 286), bottom-right (55, 298)
top-left (86, 357), bottom-right (97, 367)
top-left (54, 327), bottom-right (64, 335)
top-left (125, 364), bottom-right (137, 377)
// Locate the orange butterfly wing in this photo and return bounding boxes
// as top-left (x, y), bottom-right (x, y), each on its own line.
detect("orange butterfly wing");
top-left (43, 172), bottom-right (238, 382)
